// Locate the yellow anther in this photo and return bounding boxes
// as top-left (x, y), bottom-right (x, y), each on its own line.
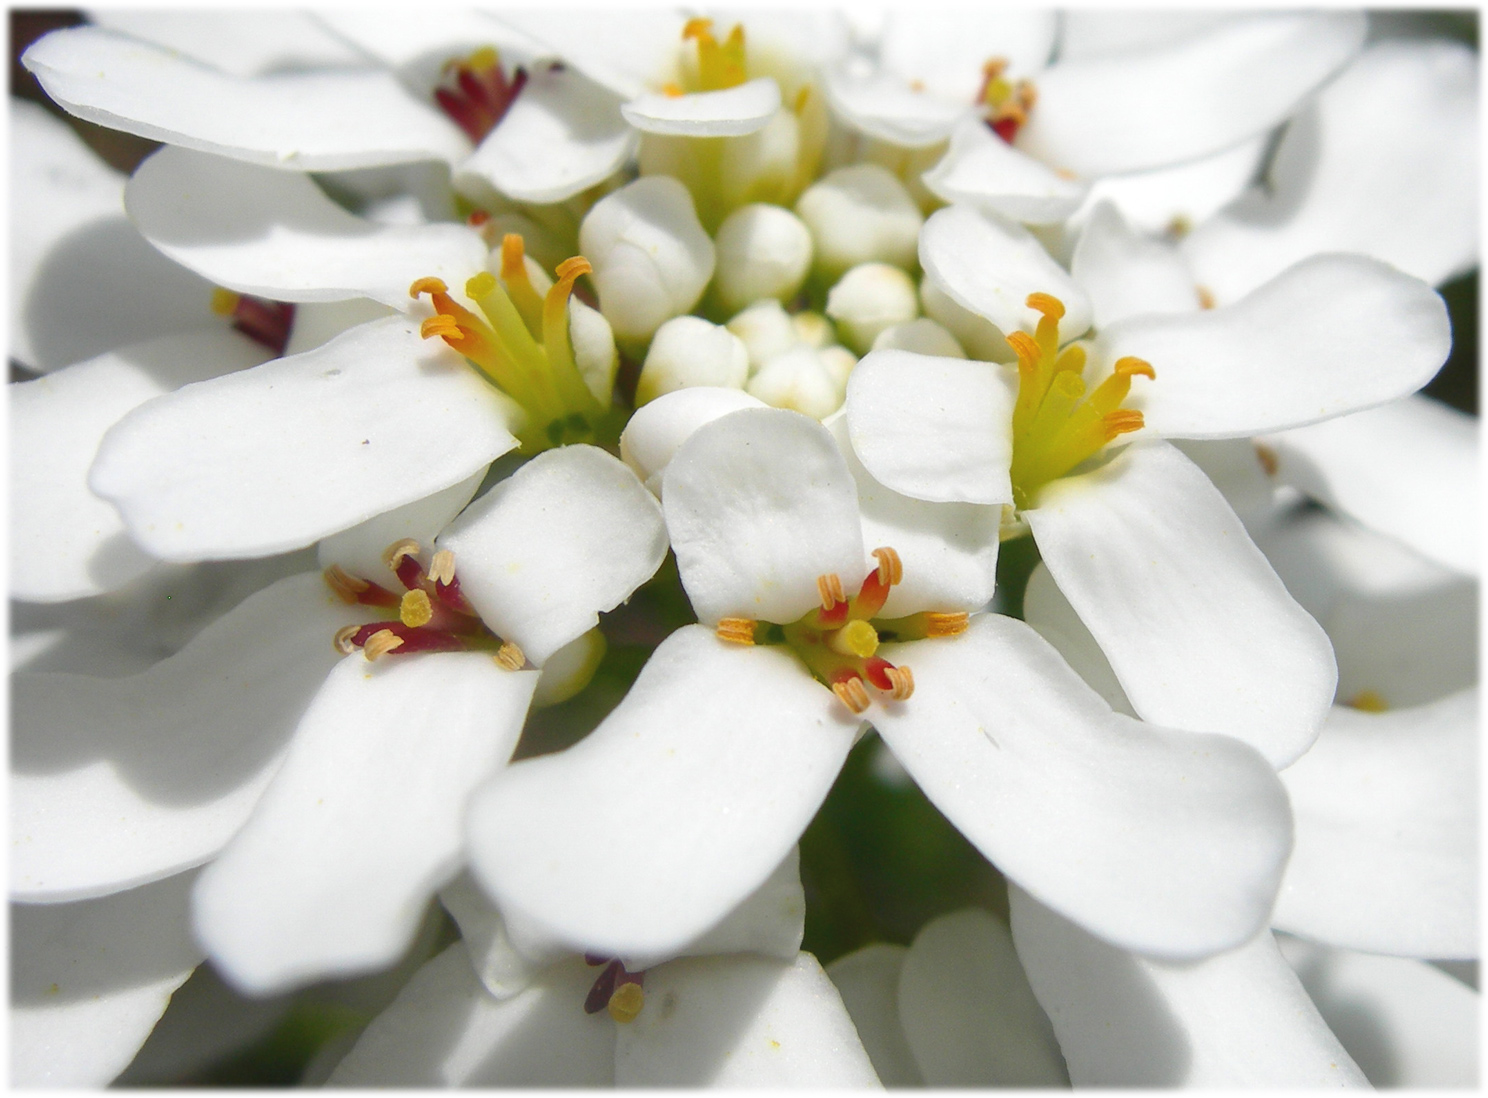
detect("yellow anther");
top-left (832, 677), bottom-right (871, 715)
top-left (556, 256), bottom-right (593, 282)
top-left (1348, 690), bottom-right (1389, 713)
top-left (872, 547), bottom-right (903, 587)
top-left (465, 45), bottom-right (499, 73)
top-left (323, 564), bottom-right (369, 604)
top-left (682, 16), bottom-right (714, 40)
top-left (884, 665), bottom-right (915, 701)
top-left (608, 982), bottom-right (645, 1023)
top-left (1196, 286), bottom-right (1216, 310)
top-left (495, 641), bottom-right (526, 671)
top-left (409, 277), bottom-right (448, 299)
top-left (333, 625), bottom-right (362, 654)
top-left (382, 538), bottom-right (421, 570)
top-left (400, 589), bottom-right (434, 628)
top-left (817, 573), bottom-right (845, 609)
top-left (210, 287), bottom-right (240, 316)
top-left (363, 629), bottom-right (405, 661)
top-left (827, 620), bottom-right (880, 659)
top-left (924, 612), bottom-right (969, 638)
top-left (1167, 214), bottom-right (1194, 239)
top-left (716, 618), bottom-right (758, 645)
top-left (1006, 330), bottom-right (1041, 367)
top-left (429, 550), bottom-right (457, 586)
top-left (1102, 409), bottom-right (1145, 441)
top-left (1113, 356), bottom-right (1156, 380)
top-left (1026, 293), bottom-right (1065, 322)
top-left (421, 315), bottom-right (462, 340)
top-left (661, 82), bottom-right (685, 97)
top-left (500, 234), bottom-right (528, 281)
top-left (1254, 443), bottom-right (1279, 478)
top-left (466, 271), bottom-right (497, 299)
top-left (982, 58), bottom-right (1008, 82)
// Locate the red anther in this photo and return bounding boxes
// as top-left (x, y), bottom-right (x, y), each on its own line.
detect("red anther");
top-left (990, 116), bottom-right (1020, 144)
top-left (583, 952), bottom-right (609, 967)
top-left (229, 296), bottom-right (296, 356)
top-left (584, 960), bottom-right (622, 1014)
top-left (862, 657), bottom-right (896, 692)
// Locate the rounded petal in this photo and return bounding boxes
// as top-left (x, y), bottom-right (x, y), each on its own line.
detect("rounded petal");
top-left (91, 10), bottom-right (364, 76)
top-left (882, 9), bottom-right (1055, 94)
top-left (1020, 563), bottom-right (1135, 717)
top-left (1185, 41), bottom-right (1479, 302)
top-left (311, 10), bottom-right (543, 80)
top-left (923, 117), bottom-right (1089, 225)
top-left (1099, 255), bottom-right (1451, 439)
top-left (622, 78), bottom-right (780, 136)
top-left (669, 847), bottom-right (807, 968)
top-left (615, 953), bottom-right (881, 1086)
top-left (920, 205), bottom-right (1092, 343)
top-left (11, 874), bottom-right (202, 1087)
top-left (194, 653), bottom-right (540, 995)
top-left (844, 349), bottom-right (1015, 507)
top-left (11, 572), bottom-right (359, 902)
top-left (459, 63), bottom-right (637, 205)
top-left (1056, 11), bottom-right (1241, 61)
top-left (1070, 201), bottom-right (1201, 329)
top-left (1275, 691), bottom-right (1478, 959)
top-left (437, 446), bottom-right (668, 667)
top-left (619, 386), bottom-right (767, 495)
top-left (1263, 395), bottom-right (1478, 577)
top-left (825, 945), bottom-right (923, 1086)
top-left (823, 69), bottom-right (967, 147)
top-left (1027, 441), bottom-right (1336, 767)
top-left (23, 26), bottom-right (470, 170)
top-left (1018, 12), bottom-right (1366, 177)
top-left (1010, 888), bottom-right (1368, 1087)
top-left (466, 625), bottom-right (860, 960)
top-left (328, 946), bottom-right (616, 1086)
top-left (89, 315), bottom-right (517, 562)
top-left (488, 10), bottom-right (686, 100)
top-left (872, 614), bottom-right (1293, 959)
top-left (11, 329), bottom-right (270, 602)
top-left (126, 145), bottom-right (490, 309)
top-left (662, 408), bottom-right (865, 625)
top-left (896, 909), bottom-right (1067, 1086)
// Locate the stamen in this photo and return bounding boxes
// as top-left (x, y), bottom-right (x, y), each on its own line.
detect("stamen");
top-left (826, 619), bottom-right (879, 659)
top-left (1196, 286), bottom-right (1216, 310)
top-left (1102, 409), bottom-right (1145, 441)
top-left (817, 573), bottom-right (845, 610)
top-left (421, 315), bottom-right (462, 340)
top-left (1113, 356), bottom-right (1155, 380)
top-left (363, 629), bottom-right (405, 661)
top-left (429, 550), bottom-right (457, 587)
top-left (323, 564), bottom-right (369, 604)
top-left (409, 277), bottom-right (448, 299)
top-left (884, 665), bottom-right (914, 701)
top-left (210, 288), bottom-right (240, 316)
top-left (400, 589), bottom-right (434, 628)
top-left (608, 979), bottom-right (645, 1023)
top-left (1254, 443), bottom-right (1279, 478)
top-left (831, 676), bottom-right (871, 715)
top-left (333, 625), bottom-right (361, 655)
top-left (495, 641), bottom-right (526, 671)
top-left (584, 960), bottom-right (620, 1014)
top-left (716, 618), bottom-right (758, 645)
top-left (872, 547), bottom-right (903, 587)
top-left (1348, 690), bottom-right (1389, 713)
top-left (923, 612), bottom-right (969, 638)
top-left (1026, 292), bottom-right (1064, 323)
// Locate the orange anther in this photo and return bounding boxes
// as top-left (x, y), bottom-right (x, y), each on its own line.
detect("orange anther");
top-left (924, 612), bottom-right (969, 638)
top-left (817, 573), bottom-right (845, 610)
top-left (363, 629), bottom-right (405, 661)
top-left (500, 234), bottom-right (527, 280)
top-left (382, 538), bottom-right (421, 569)
top-left (1113, 357), bottom-right (1155, 380)
top-left (1102, 409), bottom-right (1145, 440)
top-left (1254, 443), bottom-right (1279, 478)
top-left (1006, 330), bottom-right (1041, 364)
top-left (1025, 293), bottom-right (1065, 321)
top-left (716, 618), bottom-right (758, 645)
top-left (333, 625), bottom-right (361, 654)
top-left (682, 16), bottom-right (714, 40)
top-left (872, 547), bottom-right (903, 587)
top-left (661, 82), bottom-right (685, 97)
top-left (884, 665), bottom-right (914, 701)
top-left (421, 315), bottom-right (462, 340)
top-left (323, 564), bottom-right (369, 604)
top-left (556, 256), bottom-right (593, 281)
top-left (1196, 286), bottom-right (1216, 310)
top-left (409, 277), bottom-right (448, 299)
top-left (832, 677), bottom-right (871, 714)
top-left (495, 641), bottom-right (526, 671)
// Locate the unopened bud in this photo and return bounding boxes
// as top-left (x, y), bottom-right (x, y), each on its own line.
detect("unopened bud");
top-left (792, 310), bottom-right (834, 349)
top-left (871, 318), bottom-right (967, 358)
top-left (746, 346), bottom-right (843, 419)
top-left (795, 165), bottom-right (923, 280)
top-left (570, 300), bottom-right (619, 405)
top-left (637, 316), bottom-right (750, 405)
top-left (726, 299), bottom-right (801, 371)
top-left (620, 387), bottom-right (768, 494)
top-left (817, 344), bottom-right (858, 389)
top-left (825, 263), bottom-right (919, 355)
top-left (533, 628), bottom-right (608, 707)
top-left (713, 203), bottom-right (814, 314)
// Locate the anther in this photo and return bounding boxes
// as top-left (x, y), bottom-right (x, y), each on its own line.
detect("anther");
top-left (1006, 330), bottom-right (1040, 365)
top-left (608, 981), bottom-right (645, 1024)
top-left (817, 573), bottom-right (845, 610)
top-left (400, 589), bottom-right (434, 628)
top-left (1026, 293), bottom-right (1064, 321)
top-left (495, 641), bottom-right (526, 671)
top-left (556, 256), bottom-right (593, 281)
top-left (1254, 443), bottom-right (1279, 478)
top-left (210, 288), bottom-right (240, 316)
top-left (383, 539), bottom-right (421, 571)
top-left (500, 235), bottom-right (527, 280)
top-left (832, 677), bottom-right (871, 715)
top-left (1196, 286), bottom-right (1216, 310)
top-left (1113, 356), bottom-right (1155, 380)
top-left (1102, 409), bottom-right (1145, 440)
top-left (429, 550), bottom-right (457, 586)
top-left (421, 315), bottom-right (462, 340)
top-left (1348, 689), bottom-right (1389, 713)
top-left (323, 564), bottom-right (369, 604)
top-left (409, 277), bottom-right (448, 299)
top-left (333, 625), bottom-right (361, 654)
top-left (924, 612), bottom-right (970, 638)
top-left (884, 665), bottom-right (915, 701)
top-left (872, 547), bottom-right (903, 587)
top-left (716, 618), bottom-right (758, 645)
top-left (363, 629), bottom-right (405, 661)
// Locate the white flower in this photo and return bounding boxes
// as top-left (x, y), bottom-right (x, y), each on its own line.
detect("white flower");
top-left (711, 201), bottom-right (814, 314)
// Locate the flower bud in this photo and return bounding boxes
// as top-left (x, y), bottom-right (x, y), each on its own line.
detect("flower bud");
top-left (746, 346), bottom-right (842, 419)
top-left (620, 387), bottom-right (767, 494)
top-left (921, 277), bottom-right (1012, 362)
top-left (825, 263), bottom-right (919, 355)
top-left (817, 344), bottom-right (858, 390)
top-left (570, 300), bottom-right (619, 405)
top-left (792, 310), bottom-right (834, 349)
top-left (579, 176), bottom-right (715, 349)
top-left (871, 318), bottom-right (966, 359)
top-left (636, 316), bottom-right (750, 406)
top-left (532, 628), bottom-right (608, 708)
top-left (794, 164), bottom-right (923, 280)
top-left (726, 299), bottom-right (801, 370)
top-left (712, 203), bottom-right (814, 314)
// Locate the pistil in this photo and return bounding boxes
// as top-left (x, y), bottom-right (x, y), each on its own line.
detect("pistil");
top-left (977, 58), bottom-right (1037, 144)
top-left (433, 46), bottom-right (527, 144)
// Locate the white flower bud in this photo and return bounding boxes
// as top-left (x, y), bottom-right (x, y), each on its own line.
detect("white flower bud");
top-left (636, 316), bottom-right (750, 406)
top-left (579, 176), bottom-right (715, 348)
top-left (794, 164), bottom-right (924, 280)
top-left (871, 318), bottom-right (967, 359)
top-left (569, 300), bottom-right (619, 405)
top-left (920, 277), bottom-right (1013, 362)
top-left (713, 203), bottom-right (814, 314)
top-left (532, 628), bottom-right (608, 708)
top-left (825, 263), bottom-right (919, 355)
top-left (726, 299), bottom-right (801, 370)
top-left (817, 344), bottom-right (858, 390)
top-left (746, 346), bottom-right (842, 419)
top-left (621, 387), bottom-right (767, 494)
top-left (792, 310), bottom-right (834, 349)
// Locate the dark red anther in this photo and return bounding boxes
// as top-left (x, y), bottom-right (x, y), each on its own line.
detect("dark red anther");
top-left (584, 960), bottom-right (621, 1014)
top-left (862, 657), bottom-right (897, 692)
top-left (583, 952), bottom-right (609, 967)
top-left (990, 116), bottom-right (1020, 144)
top-left (231, 296), bottom-right (296, 356)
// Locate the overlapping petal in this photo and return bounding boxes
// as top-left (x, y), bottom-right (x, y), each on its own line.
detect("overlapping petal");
top-left (923, 117), bottom-right (1088, 225)
top-left (622, 78), bottom-right (781, 136)
top-left (91, 10), bottom-right (364, 76)
top-left (1069, 201), bottom-right (1201, 329)
top-left (824, 945), bottom-right (922, 1087)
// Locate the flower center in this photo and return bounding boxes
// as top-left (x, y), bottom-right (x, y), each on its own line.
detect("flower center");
top-left (977, 58), bottom-right (1037, 144)
top-left (325, 539), bottom-right (526, 669)
top-left (433, 46), bottom-right (527, 144)
top-left (667, 18), bottom-right (748, 95)
top-left (583, 954), bottom-right (646, 1023)
top-left (716, 547), bottom-right (969, 714)
top-left (411, 235), bottom-right (620, 453)
top-left (210, 288), bottom-right (295, 356)
top-left (1008, 293), bottom-right (1154, 511)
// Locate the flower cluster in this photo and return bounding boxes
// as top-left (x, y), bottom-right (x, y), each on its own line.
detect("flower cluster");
top-left (10, 8), bottom-right (1478, 1088)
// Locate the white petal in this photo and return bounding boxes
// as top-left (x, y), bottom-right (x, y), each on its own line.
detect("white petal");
top-left (872, 614), bottom-right (1293, 959)
top-left (24, 26), bottom-right (470, 170)
top-left (825, 945), bottom-right (923, 1086)
top-left (1010, 889), bottom-right (1369, 1087)
top-left (11, 329), bottom-right (270, 602)
top-left (1069, 201), bottom-right (1201, 328)
top-left (126, 145), bottom-right (490, 309)
top-left (89, 315), bottom-right (516, 561)
top-left (623, 77), bottom-right (781, 136)
top-left (670, 847), bottom-right (806, 968)
top-left (282, 298), bottom-right (397, 357)
top-left (439, 871), bottom-right (570, 1000)
top-left (844, 350), bottom-right (1014, 508)
top-left (459, 63), bottom-right (636, 204)
top-left (663, 408), bottom-right (865, 625)
top-left (1275, 692), bottom-right (1478, 959)
top-left (615, 953), bottom-right (881, 1086)
top-left (311, 10), bottom-right (541, 80)
top-left (11, 873), bottom-right (202, 1087)
top-left (194, 652), bottom-right (539, 994)
top-left (1099, 255), bottom-right (1451, 439)
top-left (920, 205), bottom-right (1092, 342)
top-left (11, 572), bottom-right (360, 902)
top-left (1278, 937), bottom-right (1480, 1088)
top-left (1027, 441), bottom-right (1335, 767)
top-left (619, 386), bottom-right (767, 494)
top-left (1169, 437), bottom-right (1277, 529)
top-left (1056, 11), bottom-right (1243, 61)
top-left (91, 10), bottom-right (364, 76)
top-left (488, 10), bottom-right (686, 100)
top-left (1185, 41), bottom-right (1479, 301)
top-left (1018, 12), bottom-right (1366, 177)
top-left (466, 625), bottom-right (860, 960)
top-left (823, 69), bottom-right (968, 148)
top-left (896, 909), bottom-right (1067, 1086)
top-left (1263, 395), bottom-right (1478, 577)
top-left (1021, 563), bottom-right (1134, 717)
top-left (328, 946), bottom-right (616, 1086)
top-left (923, 117), bottom-right (1088, 225)
top-left (437, 446), bottom-right (667, 667)
top-left (882, 9), bottom-right (1055, 93)
top-left (827, 415), bottom-right (1000, 617)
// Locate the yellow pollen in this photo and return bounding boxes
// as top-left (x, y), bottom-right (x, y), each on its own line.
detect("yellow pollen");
top-left (924, 612), bottom-right (969, 638)
top-left (210, 287), bottom-right (240, 316)
top-left (429, 550), bottom-right (457, 586)
top-left (832, 678), bottom-right (871, 714)
top-left (495, 641), bottom-right (526, 671)
top-left (383, 538), bottom-right (421, 570)
top-left (1254, 443), bottom-right (1279, 478)
top-left (409, 277), bottom-right (448, 299)
top-left (608, 982), bottom-right (645, 1023)
top-left (363, 629), bottom-right (405, 661)
top-left (1347, 690), bottom-right (1389, 713)
top-left (323, 564), bottom-right (368, 604)
top-left (817, 573), bottom-right (845, 609)
top-left (400, 589), bottom-right (434, 628)
top-left (827, 619), bottom-right (880, 659)
top-left (883, 665), bottom-right (914, 701)
top-left (1167, 214), bottom-right (1194, 239)
top-left (421, 315), bottom-right (462, 340)
top-left (872, 547), bottom-right (904, 587)
top-left (716, 617), bottom-right (758, 645)
top-left (333, 625), bottom-right (361, 655)
top-left (794, 86), bottom-right (811, 113)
